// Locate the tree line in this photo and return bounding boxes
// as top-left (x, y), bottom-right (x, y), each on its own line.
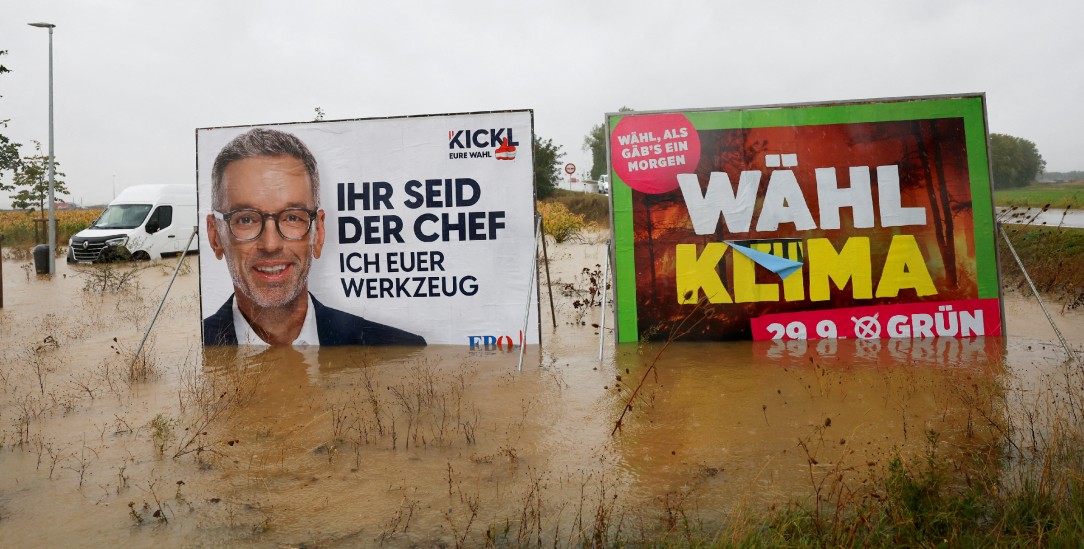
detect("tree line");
top-left (1, 50), bottom-right (70, 214)
top-left (1040, 170), bottom-right (1084, 183)
top-left (989, 133), bottom-right (1046, 189)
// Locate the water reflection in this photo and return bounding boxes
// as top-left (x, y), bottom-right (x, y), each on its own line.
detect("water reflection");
top-left (191, 344), bottom-right (566, 544)
top-left (200, 343), bottom-right (430, 379)
top-left (190, 337), bottom-right (1011, 539)
top-left (757, 335), bottom-right (1005, 367)
top-left (611, 337), bottom-right (1007, 511)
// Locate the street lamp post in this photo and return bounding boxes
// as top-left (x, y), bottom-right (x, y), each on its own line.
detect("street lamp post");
top-left (28, 22), bottom-right (56, 275)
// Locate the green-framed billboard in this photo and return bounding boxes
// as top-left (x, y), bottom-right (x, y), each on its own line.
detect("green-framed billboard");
top-left (607, 94), bottom-right (1002, 342)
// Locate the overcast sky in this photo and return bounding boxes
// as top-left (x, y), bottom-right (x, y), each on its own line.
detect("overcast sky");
top-left (2, 0), bottom-right (1081, 208)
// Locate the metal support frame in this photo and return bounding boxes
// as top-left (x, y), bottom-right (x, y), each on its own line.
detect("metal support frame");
top-left (518, 214), bottom-right (543, 371)
top-left (132, 229), bottom-right (198, 367)
top-left (539, 217), bottom-right (557, 329)
top-left (998, 223), bottom-right (1081, 368)
top-left (598, 239), bottom-right (612, 361)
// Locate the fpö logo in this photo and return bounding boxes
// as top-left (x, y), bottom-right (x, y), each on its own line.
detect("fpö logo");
top-left (448, 128), bottom-right (519, 161)
top-left (467, 331), bottom-right (523, 352)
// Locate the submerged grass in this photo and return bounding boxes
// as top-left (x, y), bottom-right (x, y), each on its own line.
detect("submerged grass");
top-left (583, 369), bottom-right (1084, 548)
top-left (723, 426), bottom-right (1084, 548)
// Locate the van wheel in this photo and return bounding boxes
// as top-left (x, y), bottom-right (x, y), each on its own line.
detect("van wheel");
top-left (132, 251), bottom-right (151, 261)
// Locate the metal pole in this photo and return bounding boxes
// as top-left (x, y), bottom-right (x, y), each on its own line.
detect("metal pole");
top-left (29, 22), bottom-right (57, 274)
top-left (46, 26), bottom-right (55, 275)
top-left (998, 223), bottom-right (1081, 368)
top-left (539, 214), bottom-right (556, 328)
top-left (132, 229), bottom-right (198, 367)
top-left (598, 239), bottom-right (611, 361)
top-left (518, 214), bottom-right (542, 371)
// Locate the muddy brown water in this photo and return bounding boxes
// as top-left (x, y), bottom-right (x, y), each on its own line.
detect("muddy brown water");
top-left (1, 240), bottom-right (1082, 547)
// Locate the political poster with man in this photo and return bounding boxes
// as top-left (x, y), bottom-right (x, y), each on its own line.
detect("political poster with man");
top-left (607, 95), bottom-right (1002, 342)
top-left (197, 110), bottom-right (537, 347)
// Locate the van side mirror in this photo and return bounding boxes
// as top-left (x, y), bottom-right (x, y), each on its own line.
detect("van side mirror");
top-left (146, 221), bottom-right (160, 234)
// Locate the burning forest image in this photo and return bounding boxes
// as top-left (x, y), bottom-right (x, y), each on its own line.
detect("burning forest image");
top-left (632, 118), bottom-right (984, 340)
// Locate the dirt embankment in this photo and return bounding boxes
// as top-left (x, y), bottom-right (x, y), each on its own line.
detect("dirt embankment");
top-left (999, 225), bottom-right (1084, 308)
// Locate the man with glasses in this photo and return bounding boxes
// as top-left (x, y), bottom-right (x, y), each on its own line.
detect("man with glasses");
top-left (202, 127), bottom-right (426, 346)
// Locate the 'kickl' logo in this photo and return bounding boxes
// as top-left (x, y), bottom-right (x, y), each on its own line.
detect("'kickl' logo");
top-left (448, 128), bottom-right (520, 161)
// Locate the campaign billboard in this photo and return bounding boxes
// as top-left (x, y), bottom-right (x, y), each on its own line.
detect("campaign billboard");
top-left (607, 95), bottom-right (1001, 342)
top-left (197, 110), bottom-right (537, 347)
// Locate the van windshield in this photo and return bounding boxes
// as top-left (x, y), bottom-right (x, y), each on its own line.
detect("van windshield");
top-left (91, 204), bottom-right (153, 230)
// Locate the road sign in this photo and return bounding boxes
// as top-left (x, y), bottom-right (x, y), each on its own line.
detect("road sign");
top-left (564, 163), bottom-right (576, 175)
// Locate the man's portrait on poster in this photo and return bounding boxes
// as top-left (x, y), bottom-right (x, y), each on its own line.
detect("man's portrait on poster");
top-left (202, 127), bottom-right (426, 347)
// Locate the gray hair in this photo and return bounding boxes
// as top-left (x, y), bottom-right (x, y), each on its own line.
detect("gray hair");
top-left (211, 127), bottom-right (320, 210)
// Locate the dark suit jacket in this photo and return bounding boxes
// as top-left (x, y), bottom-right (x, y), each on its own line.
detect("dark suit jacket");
top-left (203, 293), bottom-right (426, 346)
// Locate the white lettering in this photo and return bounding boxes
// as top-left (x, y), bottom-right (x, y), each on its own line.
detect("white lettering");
top-left (756, 169), bottom-right (816, 232)
top-left (877, 165), bottom-right (927, 227)
top-left (816, 166), bottom-right (875, 230)
top-left (678, 171), bottom-right (762, 235)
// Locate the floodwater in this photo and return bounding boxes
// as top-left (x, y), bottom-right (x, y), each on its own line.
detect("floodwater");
top-left (998, 206), bottom-right (1084, 229)
top-left (1, 239), bottom-right (1082, 547)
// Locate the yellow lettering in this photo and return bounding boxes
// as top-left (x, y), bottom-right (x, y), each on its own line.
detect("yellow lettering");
top-left (675, 243), bottom-right (733, 304)
top-left (875, 234), bottom-right (937, 297)
top-left (807, 237), bottom-right (872, 301)
top-left (733, 243), bottom-right (780, 302)
top-left (774, 241), bottom-right (806, 301)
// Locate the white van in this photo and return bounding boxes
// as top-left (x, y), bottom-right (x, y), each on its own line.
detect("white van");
top-left (597, 174), bottom-right (610, 194)
top-left (67, 184), bottom-right (198, 263)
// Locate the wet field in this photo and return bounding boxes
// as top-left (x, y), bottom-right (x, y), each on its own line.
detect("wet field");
top-left (1, 238), bottom-right (1082, 547)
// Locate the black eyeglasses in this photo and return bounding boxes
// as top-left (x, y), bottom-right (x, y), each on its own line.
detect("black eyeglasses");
top-left (213, 208), bottom-right (318, 241)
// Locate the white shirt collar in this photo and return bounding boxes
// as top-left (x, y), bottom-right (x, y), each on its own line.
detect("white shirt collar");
top-left (232, 293), bottom-right (320, 346)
